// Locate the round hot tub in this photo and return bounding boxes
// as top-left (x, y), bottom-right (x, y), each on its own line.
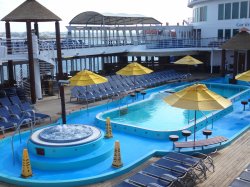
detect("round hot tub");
top-left (28, 124), bottom-right (103, 158)
top-left (30, 124), bottom-right (101, 146)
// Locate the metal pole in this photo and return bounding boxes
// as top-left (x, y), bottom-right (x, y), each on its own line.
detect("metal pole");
top-left (55, 21), bottom-right (66, 124)
top-left (194, 110), bottom-right (197, 146)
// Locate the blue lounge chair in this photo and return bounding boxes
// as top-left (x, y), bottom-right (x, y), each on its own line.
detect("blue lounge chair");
top-left (163, 152), bottom-right (211, 177)
top-left (127, 172), bottom-right (171, 187)
top-left (0, 106), bottom-right (22, 129)
top-left (19, 102), bottom-right (51, 122)
top-left (9, 96), bottom-right (51, 122)
top-left (238, 171), bottom-right (250, 182)
top-left (142, 164), bottom-right (194, 186)
top-left (229, 178), bottom-right (250, 187)
top-left (0, 97), bottom-right (12, 106)
top-left (8, 104), bottom-right (35, 122)
top-left (0, 120), bottom-right (13, 132)
top-left (155, 158), bottom-right (192, 174)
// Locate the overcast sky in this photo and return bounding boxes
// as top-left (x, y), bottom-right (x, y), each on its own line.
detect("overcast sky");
top-left (0, 0), bottom-right (192, 32)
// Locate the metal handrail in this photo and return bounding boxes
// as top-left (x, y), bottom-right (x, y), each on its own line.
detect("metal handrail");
top-left (11, 111), bottom-right (36, 165)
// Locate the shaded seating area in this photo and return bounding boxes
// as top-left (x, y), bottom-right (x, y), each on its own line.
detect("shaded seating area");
top-left (70, 70), bottom-right (190, 103)
top-left (116, 152), bottom-right (215, 187)
top-left (229, 164), bottom-right (250, 187)
top-left (174, 136), bottom-right (228, 151)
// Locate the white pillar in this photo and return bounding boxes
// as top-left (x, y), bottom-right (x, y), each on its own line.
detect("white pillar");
top-left (32, 32), bottom-right (42, 99)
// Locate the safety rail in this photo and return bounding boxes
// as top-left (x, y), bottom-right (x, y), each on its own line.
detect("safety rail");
top-left (11, 110), bottom-right (36, 165)
top-left (0, 36), bottom-right (228, 57)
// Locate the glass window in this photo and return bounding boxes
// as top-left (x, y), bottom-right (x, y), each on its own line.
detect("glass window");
top-left (195, 8), bottom-right (198, 22)
top-left (232, 2), bottom-right (239, 19)
top-left (225, 3), bottom-right (231, 19)
top-left (218, 4), bottom-right (224, 20)
top-left (249, 1), bottom-right (250, 18)
top-left (218, 29), bottom-right (224, 39)
top-left (225, 29), bottom-right (231, 39)
top-left (233, 29), bottom-right (239, 36)
top-left (197, 7), bottom-right (200, 22)
top-left (193, 9), bottom-right (196, 22)
top-left (240, 1), bottom-right (248, 18)
top-left (203, 6), bottom-right (207, 21)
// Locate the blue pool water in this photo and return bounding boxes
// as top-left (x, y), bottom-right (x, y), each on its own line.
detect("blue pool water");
top-left (0, 80), bottom-right (249, 187)
top-left (101, 83), bottom-right (245, 131)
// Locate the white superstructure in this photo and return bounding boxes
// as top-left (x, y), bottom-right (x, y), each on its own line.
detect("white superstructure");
top-left (189, 0), bottom-right (250, 38)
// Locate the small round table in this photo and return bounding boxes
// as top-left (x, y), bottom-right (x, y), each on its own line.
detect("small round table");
top-left (202, 129), bottom-right (212, 139)
top-left (169, 135), bottom-right (179, 150)
top-left (140, 91), bottom-right (146, 99)
top-left (241, 101), bottom-right (248, 111)
top-left (182, 130), bottom-right (191, 141)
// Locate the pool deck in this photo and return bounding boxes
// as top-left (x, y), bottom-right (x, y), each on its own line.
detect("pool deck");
top-left (0, 72), bottom-right (249, 187)
top-left (87, 130), bottom-right (250, 187)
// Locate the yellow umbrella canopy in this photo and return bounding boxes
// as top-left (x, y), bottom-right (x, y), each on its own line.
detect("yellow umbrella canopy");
top-left (69, 70), bottom-right (107, 86)
top-left (174, 55), bottom-right (203, 65)
top-left (116, 62), bottom-right (153, 76)
top-left (164, 84), bottom-right (232, 143)
top-left (164, 84), bottom-right (232, 110)
top-left (235, 70), bottom-right (250, 82)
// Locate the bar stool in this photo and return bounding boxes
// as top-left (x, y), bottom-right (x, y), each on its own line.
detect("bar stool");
top-left (182, 130), bottom-right (191, 141)
top-left (202, 129), bottom-right (212, 139)
top-left (169, 135), bottom-right (179, 150)
top-left (140, 91), bottom-right (146, 99)
top-left (130, 93), bottom-right (136, 101)
top-left (241, 101), bottom-right (248, 111)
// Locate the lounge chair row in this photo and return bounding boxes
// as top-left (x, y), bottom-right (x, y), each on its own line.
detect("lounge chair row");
top-left (70, 70), bottom-right (190, 103)
top-left (0, 95), bottom-right (51, 134)
top-left (116, 152), bottom-right (214, 187)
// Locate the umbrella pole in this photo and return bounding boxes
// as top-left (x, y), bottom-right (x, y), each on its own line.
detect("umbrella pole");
top-left (86, 86), bottom-right (89, 113)
top-left (134, 75), bottom-right (136, 91)
top-left (194, 110), bottom-right (197, 146)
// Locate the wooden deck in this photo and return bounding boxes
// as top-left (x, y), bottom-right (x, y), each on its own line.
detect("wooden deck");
top-left (198, 130), bottom-right (250, 187)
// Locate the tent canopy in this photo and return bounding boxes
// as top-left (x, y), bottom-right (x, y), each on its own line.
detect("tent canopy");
top-left (69, 11), bottom-right (161, 25)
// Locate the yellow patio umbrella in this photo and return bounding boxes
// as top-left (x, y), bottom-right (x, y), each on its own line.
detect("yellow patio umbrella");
top-left (69, 70), bottom-right (108, 86)
top-left (235, 70), bottom-right (250, 82)
top-left (164, 84), bottom-right (232, 143)
top-left (116, 62), bottom-right (153, 89)
top-left (174, 56), bottom-right (203, 65)
top-left (116, 62), bottom-right (153, 76)
top-left (174, 55), bottom-right (203, 74)
top-left (69, 70), bottom-right (108, 110)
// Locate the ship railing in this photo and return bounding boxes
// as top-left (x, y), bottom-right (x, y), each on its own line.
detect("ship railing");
top-left (2, 36), bottom-right (227, 56)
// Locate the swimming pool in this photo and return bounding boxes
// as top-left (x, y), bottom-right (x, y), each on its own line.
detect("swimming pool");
top-left (98, 83), bottom-right (246, 132)
top-left (0, 80), bottom-right (249, 187)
